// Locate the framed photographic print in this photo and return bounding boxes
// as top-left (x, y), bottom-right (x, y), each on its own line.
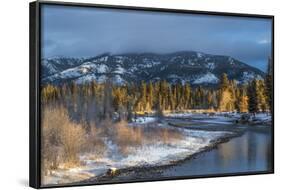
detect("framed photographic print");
top-left (29, 1), bottom-right (274, 188)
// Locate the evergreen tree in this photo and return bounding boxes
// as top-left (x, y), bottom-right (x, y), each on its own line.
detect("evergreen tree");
top-left (247, 79), bottom-right (259, 113)
top-left (220, 73), bottom-right (229, 90)
top-left (219, 90), bottom-right (235, 111)
top-left (183, 83), bottom-right (191, 109)
top-left (103, 79), bottom-right (113, 119)
top-left (140, 81), bottom-right (147, 112)
top-left (265, 57), bottom-right (273, 114)
top-left (207, 91), bottom-right (213, 109)
top-left (147, 81), bottom-right (154, 111)
top-left (257, 80), bottom-right (268, 112)
top-left (218, 74), bottom-right (235, 111)
top-left (168, 86), bottom-right (175, 111)
top-left (238, 86), bottom-right (248, 113)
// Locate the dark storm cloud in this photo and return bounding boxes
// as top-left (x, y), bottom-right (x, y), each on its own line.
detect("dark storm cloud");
top-left (41, 5), bottom-right (272, 71)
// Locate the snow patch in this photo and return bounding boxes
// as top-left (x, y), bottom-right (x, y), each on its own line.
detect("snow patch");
top-left (114, 65), bottom-right (125, 74)
top-left (242, 71), bottom-right (263, 82)
top-left (98, 56), bottom-right (108, 62)
top-left (113, 75), bottom-right (125, 85)
top-left (167, 74), bottom-right (181, 79)
top-left (141, 58), bottom-right (161, 68)
top-left (166, 113), bottom-right (193, 118)
top-left (206, 62), bottom-right (215, 70)
top-left (75, 74), bottom-right (97, 84)
top-left (193, 73), bottom-right (219, 84)
top-left (132, 117), bottom-right (156, 124)
top-left (197, 52), bottom-right (204, 58)
top-left (97, 75), bottom-right (107, 83)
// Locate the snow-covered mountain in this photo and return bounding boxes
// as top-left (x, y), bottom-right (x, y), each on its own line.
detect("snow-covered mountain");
top-left (41, 51), bottom-right (265, 85)
top-left (41, 56), bottom-right (85, 78)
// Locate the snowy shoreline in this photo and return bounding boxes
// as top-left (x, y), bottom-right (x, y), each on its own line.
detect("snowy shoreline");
top-left (44, 129), bottom-right (235, 185)
top-left (165, 112), bottom-right (272, 126)
top-left (42, 112), bottom-right (271, 186)
top-left (79, 130), bottom-right (240, 184)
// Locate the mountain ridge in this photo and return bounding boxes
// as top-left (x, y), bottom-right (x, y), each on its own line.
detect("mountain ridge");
top-left (41, 51), bottom-right (265, 86)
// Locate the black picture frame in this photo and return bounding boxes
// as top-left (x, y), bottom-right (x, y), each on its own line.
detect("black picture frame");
top-left (29, 1), bottom-right (274, 188)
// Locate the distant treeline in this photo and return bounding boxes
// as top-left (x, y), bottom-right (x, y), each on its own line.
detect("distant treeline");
top-left (42, 70), bottom-right (272, 123)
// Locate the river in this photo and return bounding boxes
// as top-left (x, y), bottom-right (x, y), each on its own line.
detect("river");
top-left (162, 128), bottom-right (273, 177)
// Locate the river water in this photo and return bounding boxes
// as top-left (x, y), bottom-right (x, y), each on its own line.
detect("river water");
top-left (162, 128), bottom-right (273, 177)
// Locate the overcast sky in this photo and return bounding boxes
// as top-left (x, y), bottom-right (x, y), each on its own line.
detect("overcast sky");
top-left (41, 4), bottom-right (272, 71)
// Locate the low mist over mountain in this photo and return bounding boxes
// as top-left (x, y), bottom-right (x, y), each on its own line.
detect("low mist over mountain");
top-left (41, 51), bottom-right (265, 86)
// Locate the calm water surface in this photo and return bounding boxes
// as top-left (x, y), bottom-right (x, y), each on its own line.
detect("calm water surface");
top-left (162, 129), bottom-right (272, 176)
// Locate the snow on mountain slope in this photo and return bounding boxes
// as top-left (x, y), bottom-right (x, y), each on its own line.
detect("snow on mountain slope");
top-left (193, 73), bottom-right (219, 84)
top-left (41, 51), bottom-right (265, 85)
top-left (241, 71), bottom-right (263, 82)
top-left (41, 57), bottom-right (85, 78)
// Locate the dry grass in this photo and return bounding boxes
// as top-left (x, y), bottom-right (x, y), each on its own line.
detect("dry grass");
top-left (113, 121), bottom-right (143, 155)
top-left (86, 119), bottom-right (144, 156)
top-left (42, 106), bottom-right (86, 174)
top-left (83, 122), bottom-right (107, 158)
top-left (60, 122), bottom-right (86, 166)
top-left (141, 127), bottom-right (184, 144)
top-left (103, 120), bottom-right (184, 156)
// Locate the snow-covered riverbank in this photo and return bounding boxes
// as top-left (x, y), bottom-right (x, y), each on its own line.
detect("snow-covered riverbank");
top-left (42, 112), bottom-right (271, 185)
top-left (166, 112), bottom-right (272, 125)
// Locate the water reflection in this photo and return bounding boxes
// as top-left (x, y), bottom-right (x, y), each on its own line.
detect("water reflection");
top-left (162, 130), bottom-right (272, 176)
